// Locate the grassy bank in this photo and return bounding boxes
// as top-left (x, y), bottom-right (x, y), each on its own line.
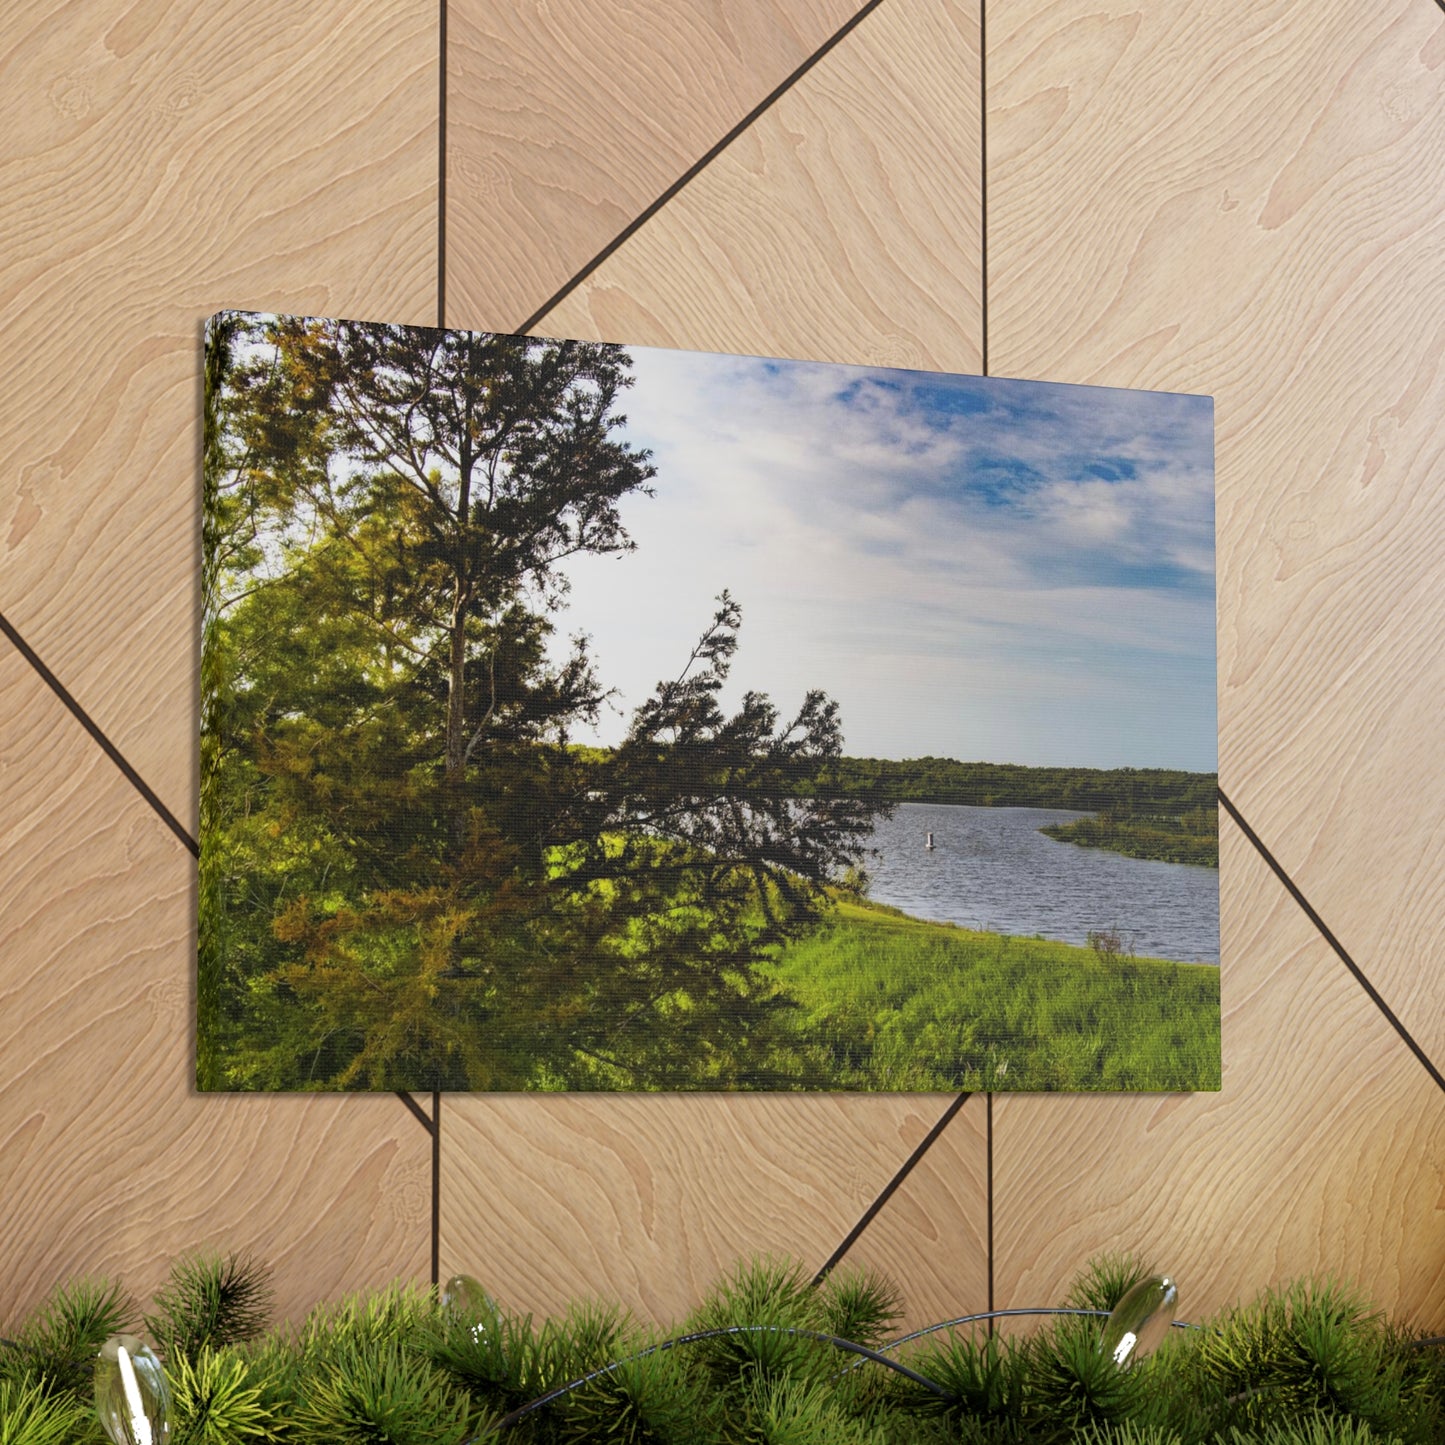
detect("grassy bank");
top-left (1039, 807), bottom-right (1219, 867)
top-left (767, 897), bottom-right (1219, 1091)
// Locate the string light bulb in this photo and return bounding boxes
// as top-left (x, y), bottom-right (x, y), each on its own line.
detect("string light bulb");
top-left (1100, 1276), bottom-right (1179, 1367)
top-left (95, 1335), bottom-right (170, 1445)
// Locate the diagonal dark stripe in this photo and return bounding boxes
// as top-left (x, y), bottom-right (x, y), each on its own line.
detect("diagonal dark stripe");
top-left (396, 1090), bottom-right (437, 1135)
top-left (514, 0), bottom-right (888, 335)
top-left (395, 1086), bottom-right (439, 1283)
top-left (1219, 785), bottom-right (1445, 1094)
top-left (0, 608), bottom-right (198, 857)
top-left (811, 1093), bottom-right (972, 1285)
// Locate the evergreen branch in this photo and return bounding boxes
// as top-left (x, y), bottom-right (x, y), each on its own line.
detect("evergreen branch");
top-left (145, 1252), bottom-right (273, 1360)
top-left (482, 1323), bottom-right (956, 1435)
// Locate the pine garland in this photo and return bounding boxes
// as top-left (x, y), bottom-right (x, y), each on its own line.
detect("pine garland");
top-left (2, 1252), bottom-right (1441, 1444)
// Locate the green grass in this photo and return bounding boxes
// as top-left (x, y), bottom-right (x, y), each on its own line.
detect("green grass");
top-left (765, 898), bottom-right (1220, 1091)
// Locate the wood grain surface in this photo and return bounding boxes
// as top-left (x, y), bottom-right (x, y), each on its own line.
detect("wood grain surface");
top-left (540, 0), bottom-right (982, 374)
top-left (994, 817), bottom-right (1445, 1326)
top-left (987, 0), bottom-right (1445, 1068)
top-left (0, 639), bottom-right (430, 1327)
top-left (441, 1092), bottom-right (986, 1328)
top-left (444, 0), bottom-right (866, 331)
top-left (2, 0), bottom-right (1442, 1336)
top-left (826, 1095), bottom-right (989, 1331)
top-left (0, 0), bottom-right (438, 828)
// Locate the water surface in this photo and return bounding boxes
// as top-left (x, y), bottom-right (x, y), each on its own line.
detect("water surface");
top-left (862, 802), bottom-right (1219, 964)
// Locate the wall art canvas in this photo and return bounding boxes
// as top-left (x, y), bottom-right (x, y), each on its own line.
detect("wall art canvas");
top-left (200, 312), bottom-right (1219, 1093)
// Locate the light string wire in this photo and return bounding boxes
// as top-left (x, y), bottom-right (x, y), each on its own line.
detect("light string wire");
top-left (850, 1306), bottom-right (1200, 1367)
top-left (476, 1324), bottom-right (954, 1437)
top-left (478, 1308), bottom-right (1445, 1435)
top-left (476, 1309), bottom-right (1199, 1436)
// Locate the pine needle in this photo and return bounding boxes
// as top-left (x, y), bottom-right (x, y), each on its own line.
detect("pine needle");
top-left (817, 1269), bottom-right (903, 1352)
top-left (1067, 1254), bottom-right (1154, 1314)
top-left (6, 1279), bottom-right (131, 1400)
top-left (146, 1251), bottom-right (273, 1360)
top-left (168, 1346), bottom-right (275, 1444)
top-left (291, 1336), bottom-right (482, 1445)
top-left (0, 1378), bottom-right (94, 1445)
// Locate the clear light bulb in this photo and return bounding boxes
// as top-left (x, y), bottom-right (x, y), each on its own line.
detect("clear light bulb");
top-left (442, 1273), bottom-right (505, 1357)
top-left (95, 1335), bottom-right (171, 1445)
top-left (1099, 1275), bottom-right (1178, 1367)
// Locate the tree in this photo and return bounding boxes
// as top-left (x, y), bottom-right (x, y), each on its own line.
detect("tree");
top-left (201, 314), bottom-right (884, 1091)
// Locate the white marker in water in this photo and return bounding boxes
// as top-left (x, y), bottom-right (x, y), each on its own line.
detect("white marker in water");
top-left (116, 1345), bottom-right (154, 1445)
top-left (925, 831), bottom-right (935, 850)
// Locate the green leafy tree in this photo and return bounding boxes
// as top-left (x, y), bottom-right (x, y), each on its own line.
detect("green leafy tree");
top-left (201, 313), bottom-right (882, 1090)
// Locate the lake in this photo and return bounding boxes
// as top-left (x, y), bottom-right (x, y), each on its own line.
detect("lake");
top-left (862, 802), bottom-right (1219, 965)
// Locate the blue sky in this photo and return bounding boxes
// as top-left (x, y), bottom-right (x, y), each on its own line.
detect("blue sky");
top-left (548, 344), bottom-right (1216, 772)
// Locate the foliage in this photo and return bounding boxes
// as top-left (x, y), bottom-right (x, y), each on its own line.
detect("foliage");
top-left (1171, 1281), bottom-right (1434, 1439)
top-left (802, 758), bottom-right (1217, 815)
top-left (0, 1278), bottom-right (131, 1403)
top-left (0, 1378), bottom-right (93, 1445)
top-left (1087, 930), bottom-right (1133, 963)
top-left (908, 1327), bottom-right (1032, 1434)
top-left (201, 313), bottom-right (884, 1092)
top-left (541, 1344), bottom-right (705, 1444)
top-left (818, 1270), bottom-right (903, 1351)
top-left (1024, 1314), bottom-right (1154, 1439)
top-left (291, 1336), bottom-right (487, 1444)
top-left (168, 1346), bottom-right (275, 1444)
top-left (145, 1250), bottom-right (273, 1360)
top-left (1041, 810), bottom-right (1218, 869)
top-left (2, 1254), bottom-right (1443, 1445)
top-left (1068, 1256), bottom-right (1155, 1314)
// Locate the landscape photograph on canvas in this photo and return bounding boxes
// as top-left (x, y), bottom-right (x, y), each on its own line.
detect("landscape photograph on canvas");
top-left (200, 312), bottom-right (1219, 1093)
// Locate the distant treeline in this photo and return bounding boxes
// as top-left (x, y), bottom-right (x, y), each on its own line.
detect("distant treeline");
top-left (795, 756), bottom-right (1218, 814)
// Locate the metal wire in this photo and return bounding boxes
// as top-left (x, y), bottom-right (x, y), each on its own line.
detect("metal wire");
top-left (478, 1323), bottom-right (957, 1436)
top-left (878, 1305), bottom-right (1201, 1354)
top-left (476, 1308), bottom-right (1215, 1435)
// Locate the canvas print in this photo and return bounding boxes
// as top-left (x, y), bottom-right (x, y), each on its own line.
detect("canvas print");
top-left (200, 312), bottom-right (1219, 1093)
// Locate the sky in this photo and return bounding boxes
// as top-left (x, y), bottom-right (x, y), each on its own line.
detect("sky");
top-left (545, 343), bottom-right (1217, 773)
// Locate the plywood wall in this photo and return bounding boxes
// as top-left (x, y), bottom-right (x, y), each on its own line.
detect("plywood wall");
top-left (2, 0), bottom-right (1441, 1336)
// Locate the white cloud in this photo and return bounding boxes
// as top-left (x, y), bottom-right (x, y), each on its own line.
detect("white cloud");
top-left (547, 342), bottom-right (1216, 771)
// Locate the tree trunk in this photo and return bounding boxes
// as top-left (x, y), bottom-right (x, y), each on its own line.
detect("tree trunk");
top-left (447, 407), bottom-right (476, 851)
top-left (444, 576), bottom-right (472, 850)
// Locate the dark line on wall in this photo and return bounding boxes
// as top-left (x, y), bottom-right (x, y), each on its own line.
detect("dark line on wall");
top-left (396, 1091), bottom-right (441, 1283)
top-left (811, 1093), bottom-right (971, 1286)
top-left (438, 0), bottom-right (448, 328)
top-left (985, 1093), bottom-right (994, 1318)
top-left (514, 0), bottom-right (888, 335)
top-left (979, 0), bottom-right (988, 377)
top-left (980, 0), bottom-right (992, 1333)
top-left (431, 1091), bottom-right (442, 1287)
top-left (1218, 785), bottom-right (1445, 1095)
top-left (396, 1090), bottom-right (436, 1135)
top-left (429, 0), bottom-right (448, 1298)
top-left (0, 608), bottom-right (199, 857)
